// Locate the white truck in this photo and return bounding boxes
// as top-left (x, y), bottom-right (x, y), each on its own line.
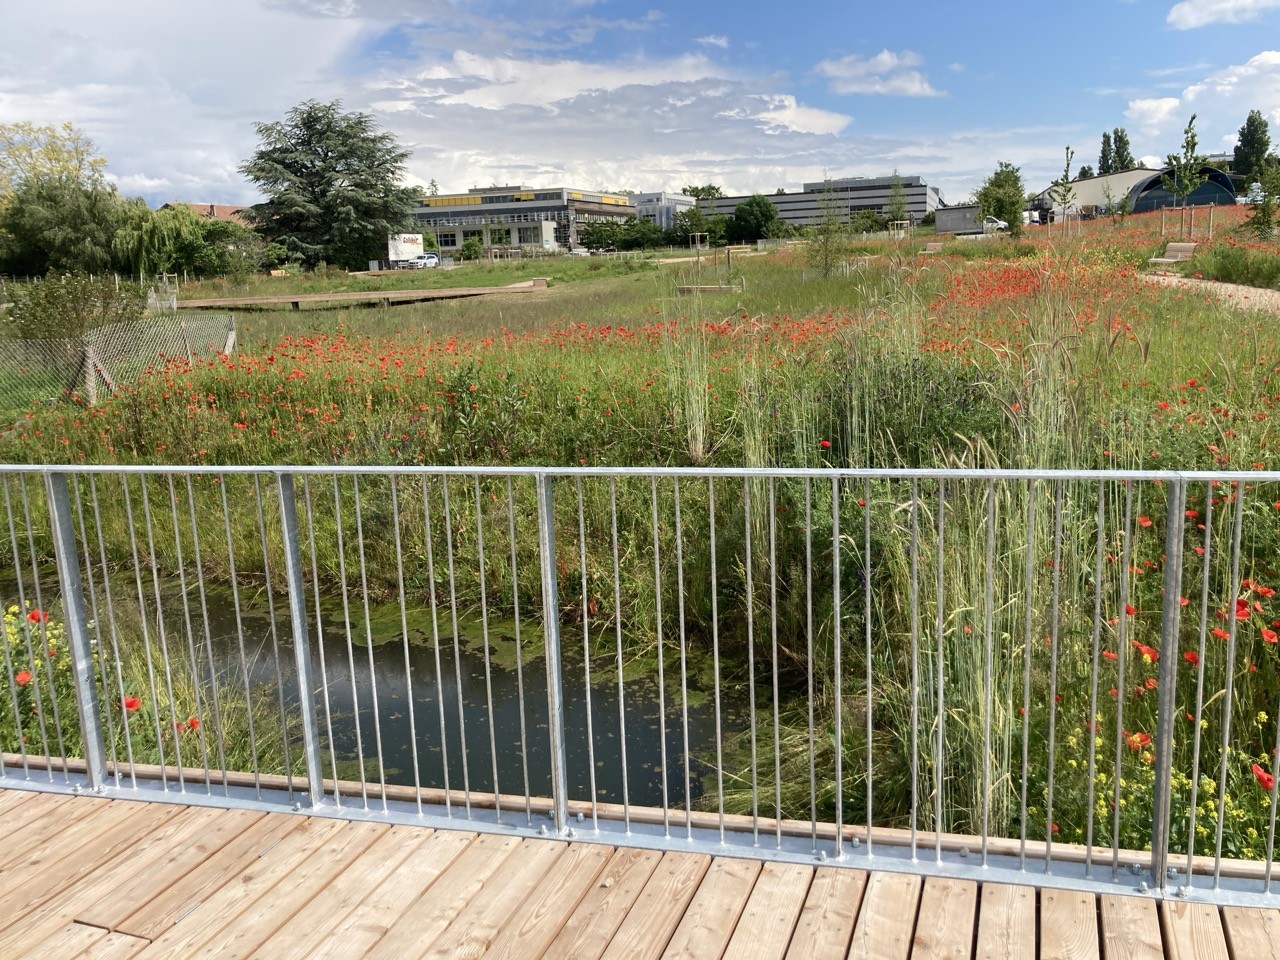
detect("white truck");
top-left (387, 233), bottom-right (425, 268)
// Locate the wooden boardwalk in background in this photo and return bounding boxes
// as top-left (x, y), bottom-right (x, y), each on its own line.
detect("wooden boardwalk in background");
top-left (176, 278), bottom-right (548, 310)
top-left (0, 786), bottom-right (1276, 959)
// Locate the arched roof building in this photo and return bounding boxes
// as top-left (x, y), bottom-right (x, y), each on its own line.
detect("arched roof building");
top-left (1031, 165), bottom-right (1236, 216)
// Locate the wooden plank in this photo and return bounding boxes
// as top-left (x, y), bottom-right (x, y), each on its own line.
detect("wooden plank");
top-left (0, 805), bottom-right (231, 956)
top-left (597, 851), bottom-right (712, 960)
top-left (784, 867), bottom-right (867, 960)
top-left (541, 847), bottom-right (664, 960)
top-left (848, 871), bottom-right (922, 960)
top-left (132, 816), bottom-right (348, 959)
top-left (975, 883), bottom-right (1036, 960)
top-left (305, 829), bottom-right (479, 957)
top-left (247, 825), bottom-right (436, 960)
top-left (484, 842), bottom-right (615, 960)
top-left (0, 786), bottom-right (35, 813)
top-left (912, 877), bottom-right (978, 960)
top-left (1160, 900), bottom-right (1228, 960)
top-left (357, 833), bottom-right (523, 959)
top-left (78, 936), bottom-right (148, 960)
top-left (182, 820), bottom-right (388, 959)
top-left (661, 856), bottom-right (761, 960)
top-left (110, 811), bottom-right (300, 940)
top-left (0, 800), bottom-right (175, 922)
top-left (1222, 906), bottom-right (1280, 960)
top-left (1040, 888), bottom-right (1100, 960)
top-left (11, 921), bottom-right (109, 960)
top-left (0, 793), bottom-right (102, 871)
top-left (419, 837), bottom-right (568, 960)
top-left (79, 932), bottom-right (150, 960)
top-left (1099, 895), bottom-right (1162, 960)
top-left (722, 862), bottom-right (813, 960)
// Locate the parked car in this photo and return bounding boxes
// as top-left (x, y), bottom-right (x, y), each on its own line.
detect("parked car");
top-left (567, 248), bottom-right (591, 257)
top-left (403, 253), bottom-right (440, 269)
top-left (982, 216), bottom-right (1009, 232)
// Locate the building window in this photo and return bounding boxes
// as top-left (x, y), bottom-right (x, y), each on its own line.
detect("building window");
top-left (489, 227), bottom-right (511, 245)
top-left (437, 232), bottom-right (457, 247)
top-left (463, 229), bottom-right (484, 242)
top-left (517, 226), bottom-right (541, 245)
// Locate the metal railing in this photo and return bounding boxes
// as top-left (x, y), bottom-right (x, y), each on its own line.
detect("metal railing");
top-left (3, 464), bottom-right (1280, 904)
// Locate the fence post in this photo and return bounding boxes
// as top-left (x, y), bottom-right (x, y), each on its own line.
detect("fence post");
top-left (1150, 478), bottom-right (1187, 891)
top-left (277, 473), bottom-right (326, 808)
top-left (536, 473), bottom-right (570, 835)
top-left (45, 472), bottom-right (108, 792)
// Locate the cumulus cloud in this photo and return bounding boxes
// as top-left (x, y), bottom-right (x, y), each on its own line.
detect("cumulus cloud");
top-left (750, 96), bottom-right (850, 136)
top-left (1167, 0), bottom-right (1280, 28)
top-left (1126, 96), bottom-right (1183, 133)
top-left (697, 35), bottom-right (729, 49)
top-left (814, 50), bottom-right (945, 97)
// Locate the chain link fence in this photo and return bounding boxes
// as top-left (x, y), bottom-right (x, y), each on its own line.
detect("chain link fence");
top-left (0, 313), bottom-right (234, 415)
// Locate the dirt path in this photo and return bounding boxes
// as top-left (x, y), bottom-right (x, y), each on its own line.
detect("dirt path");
top-left (1142, 272), bottom-right (1280, 313)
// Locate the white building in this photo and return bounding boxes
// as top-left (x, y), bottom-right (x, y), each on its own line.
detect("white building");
top-left (411, 186), bottom-right (635, 252)
top-left (702, 175), bottom-right (942, 228)
top-left (630, 192), bottom-right (696, 230)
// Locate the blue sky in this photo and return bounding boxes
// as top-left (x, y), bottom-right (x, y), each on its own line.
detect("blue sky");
top-left (1, 0), bottom-right (1278, 207)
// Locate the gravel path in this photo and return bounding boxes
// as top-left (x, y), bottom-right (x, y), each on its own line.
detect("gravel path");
top-left (1142, 272), bottom-right (1280, 313)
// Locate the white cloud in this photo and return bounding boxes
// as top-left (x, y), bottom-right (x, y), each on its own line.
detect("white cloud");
top-left (697, 35), bottom-right (729, 49)
top-left (751, 96), bottom-right (850, 136)
top-left (814, 50), bottom-right (945, 98)
top-left (1126, 96), bottom-right (1183, 134)
top-left (1138, 154), bottom-right (1163, 167)
top-left (1167, 0), bottom-right (1280, 28)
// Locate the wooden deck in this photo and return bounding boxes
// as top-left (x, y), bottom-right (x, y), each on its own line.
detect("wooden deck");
top-left (176, 278), bottom-right (548, 310)
top-left (0, 787), bottom-right (1276, 959)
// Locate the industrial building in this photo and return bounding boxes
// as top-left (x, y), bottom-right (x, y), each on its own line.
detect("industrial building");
top-left (701, 175), bottom-right (943, 228)
top-left (630, 191), bottom-right (697, 230)
top-left (411, 186), bottom-right (635, 253)
top-left (1030, 165), bottom-right (1236, 218)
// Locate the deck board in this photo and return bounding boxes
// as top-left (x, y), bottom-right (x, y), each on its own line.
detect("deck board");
top-left (2, 787), bottom-right (1280, 960)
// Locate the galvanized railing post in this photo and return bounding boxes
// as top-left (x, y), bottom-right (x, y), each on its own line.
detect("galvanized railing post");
top-left (1151, 478), bottom-right (1187, 891)
top-left (45, 472), bottom-right (107, 792)
top-left (536, 474), bottom-right (570, 835)
top-left (277, 473), bottom-right (326, 808)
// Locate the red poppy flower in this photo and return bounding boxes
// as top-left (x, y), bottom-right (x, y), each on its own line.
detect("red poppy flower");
top-left (1132, 641), bottom-right (1159, 663)
top-left (818, 439), bottom-right (831, 449)
top-left (1102, 650), bottom-right (1117, 660)
top-left (1138, 516), bottom-right (1153, 528)
top-left (15, 670), bottom-right (31, 687)
top-left (123, 696), bottom-right (142, 712)
top-left (1254, 763), bottom-right (1275, 791)
top-left (27, 609), bottom-right (47, 624)
top-left (1212, 627), bottom-right (1230, 640)
top-left (1126, 731), bottom-right (1152, 751)
top-left (1125, 604), bottom-right (1137, 617)
top-left (187, 717), bottom-right (200, 731)
top-left (1183, 650), bottom-right (1199, 666)
top-left (1264, 629), bottom-right (1279, 644)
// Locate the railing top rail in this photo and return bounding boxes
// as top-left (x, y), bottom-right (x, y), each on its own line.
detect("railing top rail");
top-left (2, 463), bottom-right (1279, 482)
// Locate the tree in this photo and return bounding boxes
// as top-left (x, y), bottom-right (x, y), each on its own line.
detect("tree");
top-left (111, 201), bottom-right (206, 278)
top-left (239, 100), bottom-right (419, 270)
top-left (807, 180), bottom-right (850, 277)
top-left (1049, 147), bottom-right (1077, 234)
top-left (1077, 165), bottom-right (1095, 180)
top-left (727, 194), bottom-right (779, 243)
top-left (975, 161), bottom-right (1026, 238)
top-left (0, 177), bottom-right (123, 275)
top-left (2, 271), bottom-right (144, 343)
top-left (1112, 127), bottom-right (1135, 170)
top-left (459, 236), bottom-right (483, 261)
top-left (1101, 180), bottom-right (1133, 225)
top-left (886, 169), bottom-right (909, 224)
top-left (0, 121), bottom-right (107, 205)
top-left (1244, 158), bottom-right (1280, 240)
top-left (428, 178), bottom-right (440, 197)
top-left (1234, 109), bottom-right (1272, 185)
top-left (1162, 114), bottom-right (1208, 237)
top-left (681, 184), bottom-right (724, 201)
top-left (1099, 131), bottom-right (1114, 176)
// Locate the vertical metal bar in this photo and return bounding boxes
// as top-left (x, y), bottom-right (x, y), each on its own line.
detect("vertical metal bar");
top-left (1184, 482), bottom-right (1214, 887)
top-left (805, 478), bottom-right (817, 854)
top-left (576, 477), bottom-right (598, 828)
top-left (186, 476), bottom-right (228, 794)
top-left (909, 480), bottom-right (920, 861)
top-left (1151, 479), bottom-right (1187, 891)
top-left (507, 477), bottom-right (531, 824)
top-left (137, 479), bottom-right (181, 788)
top-left (420, 477), bottom-right (450, 813)
top-left (1213, 484), bottom-right (1247, 888)
top-left (252, 475), bottom-right (290, 797)
top-left (609, 479), bottom-right (631, 832)
top-left (980, 480), bottom-right (996, 867)
top-left (1084, 481), bottom-right (1107, 877)
top-left (219, 477), bottom-right (260, 796)
top-left (17, 476), bottom-right (65, 770)
top-left (536, 474), bottom-right (569, 836)
top-left (832, 477), bottom-right (843, 859)
top-left (1018, 481), bottom-right (1036, 870)
top-left (674, 478), bottom-right (693, 840)
top-left (710, 477), bottom-right (726, 843)
top-left (863, 479), bottom-right (873, 858)
top-left (90, 476), bottom-right (135, 787)
top-left (166, 476), bottom-right (212, 789)
top-left (934, 481), bottom-right (946, 862)
top-left (442, 476), bottom-right (471, 815)
top-left (277, 474), bottom-right (325, 809)
top-left (391, 476), bottom-right (423, 815)
top-left (351, 475), bottom-right (387, 809)
top-left (1044, 480), bottom-right (1065, 873)
top-left (302, 477), bottom-right (339, 806)
top-left (45, 473), bottom-right (107, 791)
top-left (331, 476), bottom-right (367, 808)
top-left (72, 476), bottom-right (119, 784)
top-left (743, 477), bottom-right (757, 844)
top-left (652, 477), bottom-right (670, 837)
top-left (473, 475), bottom-right (501, 819)
top-left (1110, 483), bottom-right (1135, 879)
